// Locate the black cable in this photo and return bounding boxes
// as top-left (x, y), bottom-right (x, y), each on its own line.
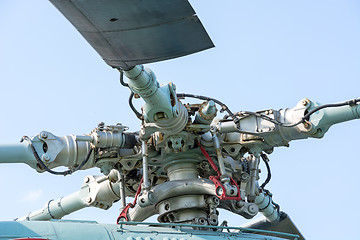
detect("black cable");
top-left (236, 98), bottom-right (360, 128)
top-left (283, 98), bottom-right (360, 127)
top-left (119, 71), bottom-right (129, 87)
top-left (129, 92), bottom-right (142, 120)
top-left (119, 70), bottom-right (142, 120)
top-left (303, 98), bottom-right (360, 121)
top-left (260, 153), bottom-right (271, 190)
top-left (258, 153), bottom-right (280, 213)
top-left (176, 93), bottom-right (235, 119)
top-left (21, 136), bottom-right (93, 176)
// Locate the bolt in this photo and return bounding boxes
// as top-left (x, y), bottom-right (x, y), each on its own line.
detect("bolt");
top-left (241, 173), bottom-right (249, 181)
top-left (42, 154), bottom-right (50, 162)
top-left (86, 197), bottom-right (92, 203)
top-left (216, 187), bottom-right (223, 196)
top-left (40, 132), bottom-right (48, 139)
top-left (212, 196), bottom-right (219, 205)
top-left (236, 201), bottom-right (245, 208)
top-left (302, 100), bottom-right (308, 106)
top-left (134, 93), bottom-right (140, 99)
top-left (203, 100), bottom-right (215, 114)
top-left (303, 122), bottom-right (311, 129)
top-left (248, 204), bottom-right (258, 214)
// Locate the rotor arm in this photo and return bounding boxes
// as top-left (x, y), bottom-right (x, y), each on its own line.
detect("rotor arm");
top-left (216, 98), bottom-right (360, 149)
top-left (0, 132), bottom-right (93, 173)
top-left (17, 171), bottom-right (122, 221)
top-left (0, 123), bottom-right (139, 174)
top-left (305, 98), bottom-right (360, 138)
top-left (0, 143), bottom-right (37, 168)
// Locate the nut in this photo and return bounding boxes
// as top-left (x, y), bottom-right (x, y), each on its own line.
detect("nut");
top-left (40, 132), bottom-right (48, 139)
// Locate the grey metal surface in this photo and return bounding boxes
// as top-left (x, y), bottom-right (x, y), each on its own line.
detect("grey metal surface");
top-left (241, 213), bottom-right (305, 240)
top-left (0, 220), bottom-right (294, 240)
top-left (49, 0), bottom-right (214, 69)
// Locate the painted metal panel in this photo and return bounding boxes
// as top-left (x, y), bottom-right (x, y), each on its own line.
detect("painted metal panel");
top-left (0, 221), bottom-right (297, 240)
top-left (49, 0), bottom-right (214, 69)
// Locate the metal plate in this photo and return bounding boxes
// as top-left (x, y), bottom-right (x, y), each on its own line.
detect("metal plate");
top-left (50, 0), bottom-right (214, 69)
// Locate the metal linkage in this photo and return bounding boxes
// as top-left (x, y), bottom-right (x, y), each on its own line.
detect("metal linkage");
top-left (117, 178), bottom-right (143, 223)
top-left (232, 97), bottom-right (360, 128)
top-left (20, 136), bottom-right (93, 176)
top-left (177, 93), bottom-right (235, 119)
top-left (198, 142), bottom-right (241, 201)
top-left (18, 173), bottom-right (122, 221)
top-left (141, 140), bottom-right (150, 191)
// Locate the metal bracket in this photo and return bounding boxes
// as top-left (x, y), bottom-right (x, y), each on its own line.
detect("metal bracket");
top-left (209, 176), bottom-right (241, 201)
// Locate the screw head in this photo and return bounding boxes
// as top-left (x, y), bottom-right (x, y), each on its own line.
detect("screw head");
top-left (302, 100), bottom-right (308, 106)
top-left (86, 197), bottom-right (92, 203)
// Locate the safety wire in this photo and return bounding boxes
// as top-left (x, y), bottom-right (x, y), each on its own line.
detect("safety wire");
top-left (20, 136), bottom-right (93, 176)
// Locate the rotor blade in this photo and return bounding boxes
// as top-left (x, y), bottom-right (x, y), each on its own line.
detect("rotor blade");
top-left (49, 0), bottom-right (214, 69)
top-left (240, 212), bottom-right (305, 240)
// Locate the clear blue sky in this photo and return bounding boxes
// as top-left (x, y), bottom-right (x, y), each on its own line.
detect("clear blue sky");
top-left (0, 1), bottom-right (359, 239)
